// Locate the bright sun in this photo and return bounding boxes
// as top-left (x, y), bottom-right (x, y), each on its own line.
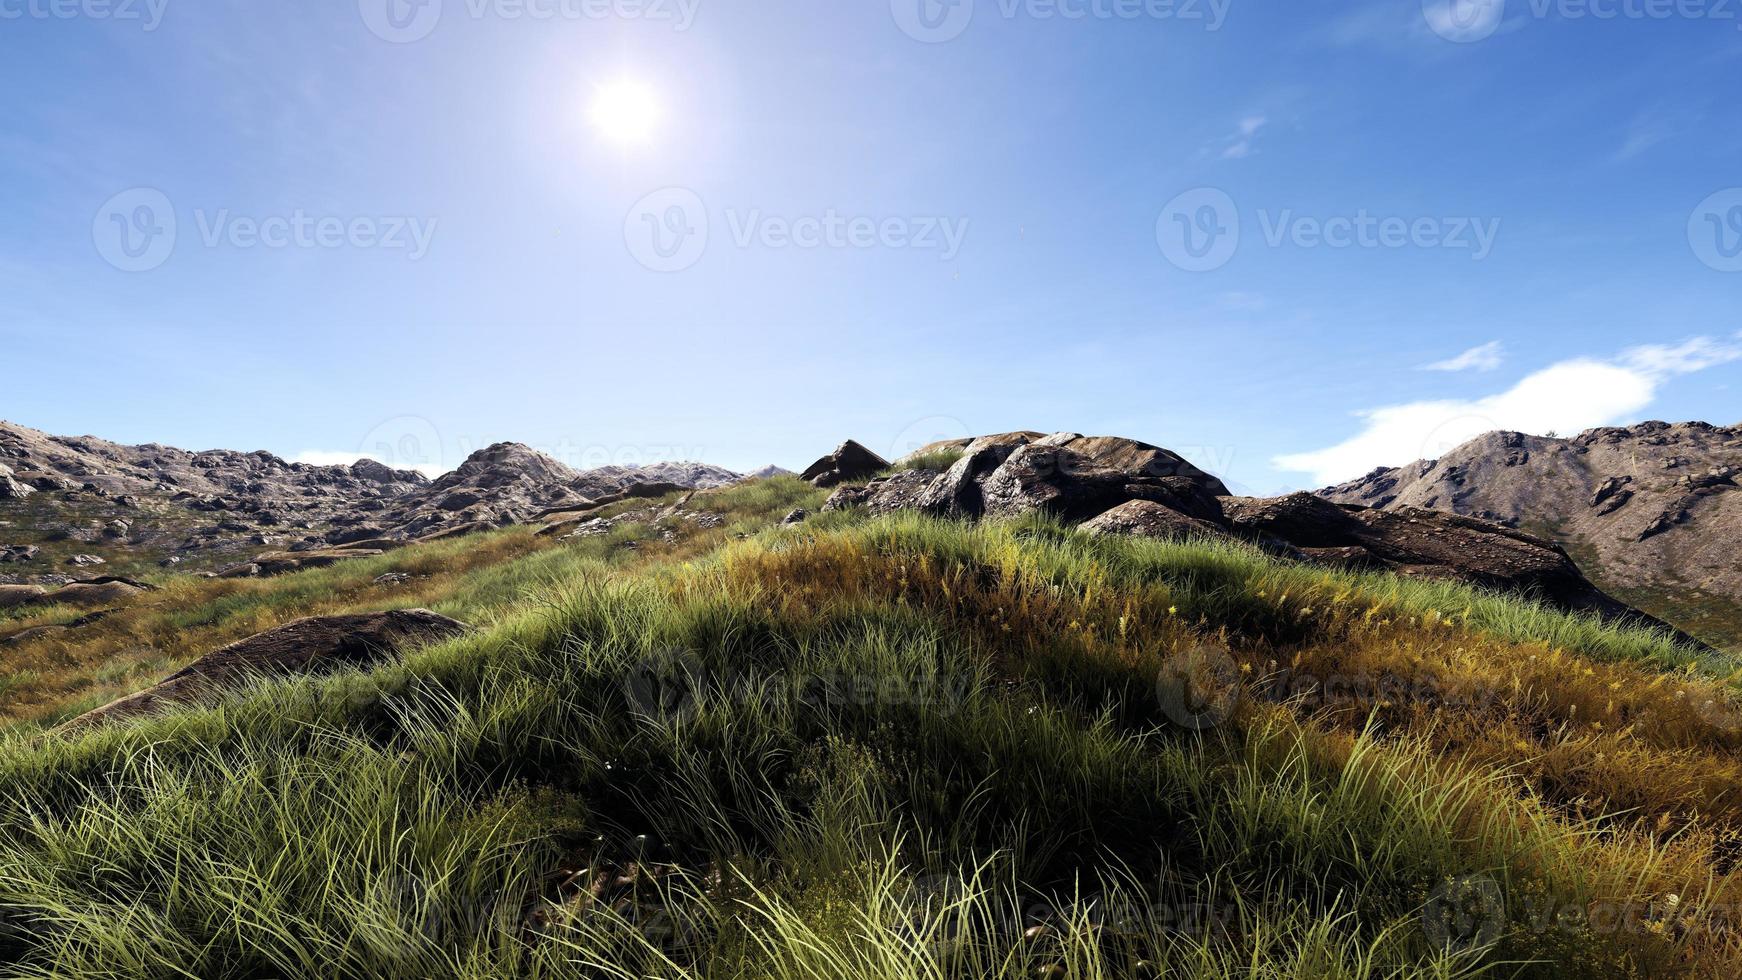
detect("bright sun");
top-left (588, 80), bottom-right (663, 147)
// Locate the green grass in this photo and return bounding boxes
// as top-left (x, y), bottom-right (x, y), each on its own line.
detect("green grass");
top-left (0, 503), bottom-right (1734, 977)
top-left (891, 450), bottom-right (966, 473)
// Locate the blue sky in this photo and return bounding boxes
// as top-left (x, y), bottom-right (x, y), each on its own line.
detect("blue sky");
top-left (2, 0), bottom-right (1739, 493)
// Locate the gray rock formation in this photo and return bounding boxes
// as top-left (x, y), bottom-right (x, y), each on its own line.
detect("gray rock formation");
top-left (0, 421), bottom-right (742, 579)
top-left (801, 441), bottom-right (890, 488)
top-left (1318, 422), bottom-right (1742, 649)
top-left (819, 431), bottom-right (1685, 643)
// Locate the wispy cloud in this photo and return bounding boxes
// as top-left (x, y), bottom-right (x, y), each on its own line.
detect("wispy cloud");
top-left (1423, 340), bottom-right (1505, 372)
top-left (1220, 115), bottom-right (1268, 159)
top-left (1613, 104), bottom-right (1704, 162)
top-left (1275, 335), bottom-right (1742, 485)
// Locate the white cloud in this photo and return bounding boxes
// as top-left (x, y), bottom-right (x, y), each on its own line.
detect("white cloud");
top-left (1275, 335), bottom-right (1742, 485)
top-left (1221, 114), bottom-right (1268, 159)
top-left (1423, 340), bottom-right (1505, 372)
top-left (291, 450), bottom-right (448, 479)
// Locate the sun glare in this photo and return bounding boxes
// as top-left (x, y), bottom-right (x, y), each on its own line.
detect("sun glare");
top-left (588, 80), bottom-right (663, 147)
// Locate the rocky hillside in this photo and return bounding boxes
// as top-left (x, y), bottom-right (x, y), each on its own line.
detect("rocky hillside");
top-left (803, 431), bottom-right (1695, 644)
top-left (0, 421), bottom-right (743, 584)
top-left (1319, 421), bottom-right (1742, 650)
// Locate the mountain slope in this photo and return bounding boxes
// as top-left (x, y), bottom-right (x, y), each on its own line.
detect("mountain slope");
top-left (1319, 421), bottom-right (1742, 650)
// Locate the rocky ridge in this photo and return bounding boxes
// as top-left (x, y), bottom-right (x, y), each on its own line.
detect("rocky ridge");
top-left (808, 430), bottom-right (1693, 644)
top-left (0, 421), bottom-right (745, 584)
top-left (1318, 421), bottom-right (1742, 649)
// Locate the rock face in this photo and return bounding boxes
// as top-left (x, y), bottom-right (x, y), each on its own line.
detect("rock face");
top-left (801, 441), bottom-right (890, 488)
top-left (822, 434), bottom-right (1230, 526)
top-left (58, 610), bottom-right (470, 733)
top-left (817, 431), bottom-right (1683, 643)
top-left (1222, 493), bottom-right (1665, 626)
top-left (1318, 422), bottom-right (1742, 649)
top-left (1080, 500), bottom-right (1227, 540)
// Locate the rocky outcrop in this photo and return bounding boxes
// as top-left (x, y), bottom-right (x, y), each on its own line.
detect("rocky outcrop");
top-left (1080, 500), bottom-right (1227, 540)
top-left (1222, 493), bottom-right (1665, 626)
top-left (0, 585), bottom-right (47, 610)
top-left (45, 580), bottom-right (148, 609)
top-left (1319, 421), bottom-right (1742, 649)
top-left (801, 441), bottom-right (889, 488)
top-left (816, 431), bottom-right (1682, 641)
top-left (57, 610), bottom-right (470, 733)
top-left (0, 545), bottom-right (39, 563)
top-left (822, 435), bottom-right (1229, 527)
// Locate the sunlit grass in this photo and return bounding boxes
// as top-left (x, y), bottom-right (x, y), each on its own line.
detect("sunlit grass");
top-left (0, 502), bottom-right (1736, 976)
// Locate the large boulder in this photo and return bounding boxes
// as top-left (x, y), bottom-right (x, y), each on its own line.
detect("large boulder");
top-left (1081, 500), bottom-right (1228, 541)
top-left (979, 445), bottom-right (1134, 522)
top-left (47, 581), bottom-right (146, 609)
top-left (1034, 433), bottom-right (1231, 497)
top-left (895, 431), bottom-right (1048, 466)
top-left (912, 444), bottom-right (1022, 517)
top-left (1222, 493), bottom-right (1681, 631)
top-left (0, 585), bottom-right (48, 610)
top-left (58, 610), bottom-right (470, 733)
top-left (0, 474), bottom-right (34, 500)
top-left (822, 468), bottom-right (940, 514)
top-left (801, 441), bottom-right (889, 488)
top-left (1222, 492), bottom-right (1364, 548)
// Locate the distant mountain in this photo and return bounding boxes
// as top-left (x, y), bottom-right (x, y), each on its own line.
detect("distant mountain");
top-left (1319, 421), bottom-right (1742, 650)
top-left (0, 421), bottom-right (739, 581)
top-left (743, 465), bottom-right (795, 480)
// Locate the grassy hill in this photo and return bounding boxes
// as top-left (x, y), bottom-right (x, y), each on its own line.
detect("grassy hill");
top-left (2, 476), bottom-right (1741, 978)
